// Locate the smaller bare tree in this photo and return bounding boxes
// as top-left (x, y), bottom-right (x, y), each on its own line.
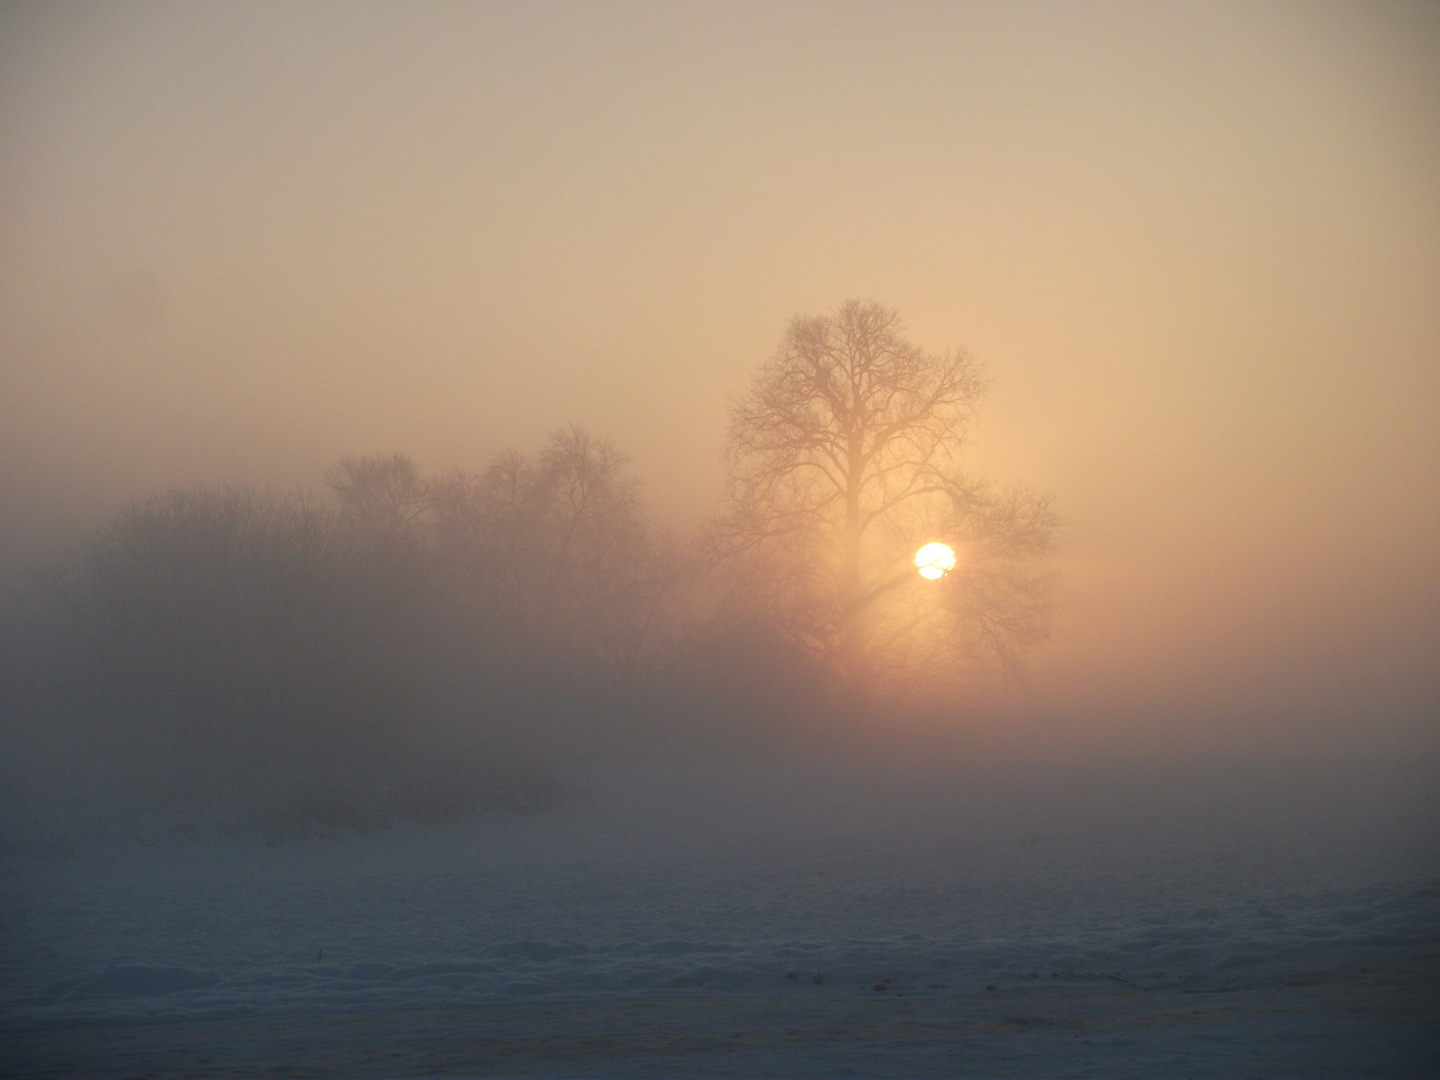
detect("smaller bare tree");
top-left (327, 452), bottom-right (431, 534)
top-left (429, 427), bottom-right (675, 675)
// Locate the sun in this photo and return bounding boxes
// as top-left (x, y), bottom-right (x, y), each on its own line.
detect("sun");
top-left (915, 542), bottom-right (956, 580)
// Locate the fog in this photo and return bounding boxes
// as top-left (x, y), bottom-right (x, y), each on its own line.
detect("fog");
top-left (3, 2), bottom-right (1437, 768)
top-left (1, 3), bottom-right (1437, 1076)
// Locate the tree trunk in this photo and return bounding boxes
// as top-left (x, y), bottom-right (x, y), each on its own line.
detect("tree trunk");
top-left (838, 442), bottom-right (870, 697)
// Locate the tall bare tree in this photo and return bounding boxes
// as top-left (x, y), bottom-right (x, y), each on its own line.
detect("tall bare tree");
top-left (709, 300), bottom-right (1056, 697)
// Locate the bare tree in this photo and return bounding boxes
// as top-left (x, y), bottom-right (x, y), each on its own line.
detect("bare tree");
top-left (429, 427), bottom-right (675, 675)
top-left (326, 452), bottom-right (430, 534)
top-left (709, 300), bottom-right (1056, 697)
top-left (324, 452), bottom-right (434, 650)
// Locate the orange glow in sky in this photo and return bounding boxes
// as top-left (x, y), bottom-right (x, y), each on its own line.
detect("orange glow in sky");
top-left (0, 1), bottom-right (1435, 756)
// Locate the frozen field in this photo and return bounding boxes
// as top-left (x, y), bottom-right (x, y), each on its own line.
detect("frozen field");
top-left (2, 757), bottom-right (1437, 1078)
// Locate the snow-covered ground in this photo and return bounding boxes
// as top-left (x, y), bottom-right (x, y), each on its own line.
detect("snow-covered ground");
top-left (2, 756), bottom-right (1437, 1077)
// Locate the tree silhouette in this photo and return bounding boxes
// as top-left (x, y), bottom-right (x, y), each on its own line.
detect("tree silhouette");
top-left (709, 300), bottom-right (1056, 698)
top-left (429, 426), bottom-right (674, 675)
top-left (326, 452), bottom-right (431, 534)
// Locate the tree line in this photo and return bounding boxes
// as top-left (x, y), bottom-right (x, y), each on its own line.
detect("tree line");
top-left (2, 301), bottom-right (1057, 843)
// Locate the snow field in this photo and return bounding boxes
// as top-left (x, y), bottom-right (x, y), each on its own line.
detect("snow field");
top-left (2, 757), bottom-right (1436, 1077)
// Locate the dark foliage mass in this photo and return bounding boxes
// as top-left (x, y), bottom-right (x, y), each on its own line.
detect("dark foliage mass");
top-left (0, 305), bottom-right (1057, 845)
top-left (7, 480), bottom-right (567, 844)
top-left (2, 429), bottom-right (789, 844)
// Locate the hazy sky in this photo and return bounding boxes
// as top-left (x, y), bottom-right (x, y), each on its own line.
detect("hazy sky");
top-left (2, 1), bottom-right (1436, 753)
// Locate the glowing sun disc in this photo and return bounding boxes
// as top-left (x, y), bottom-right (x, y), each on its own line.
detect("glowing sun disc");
top-left (915, 542), bottom-right (956, 579)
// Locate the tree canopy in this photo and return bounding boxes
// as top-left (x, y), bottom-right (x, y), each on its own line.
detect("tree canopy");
top-left (709, 299), bottom-right (1056, 697)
